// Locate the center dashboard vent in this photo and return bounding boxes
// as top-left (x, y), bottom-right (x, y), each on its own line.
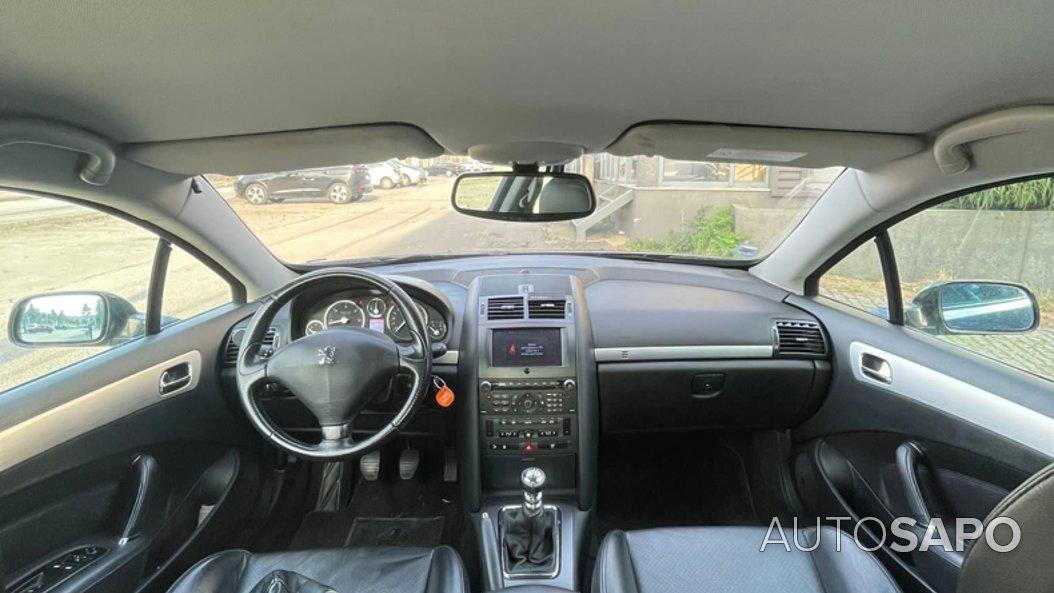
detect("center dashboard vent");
top-left (528, 297), bottom-right (567, 319)
top-left (487, 296), bottom-right (525, 320)
top-left (773, 320), bottom-right (827, 357)
top-left (224, 327), bottom-right (279, 366)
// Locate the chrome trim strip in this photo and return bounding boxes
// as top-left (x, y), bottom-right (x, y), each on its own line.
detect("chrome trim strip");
top-left (0, 351), bottom-right (202, 472)
top-left (594, 345), bottom-right (773, 362)
top-left (850, 342), bottom-right (1054, 457)
top-left (434, 349), bottom-right (459, 365)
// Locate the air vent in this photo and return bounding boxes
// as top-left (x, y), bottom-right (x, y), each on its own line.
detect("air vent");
top-left (224, 327), bottom-right (278, 366)
top-left (529, 297), bottom-right (566, 319)
top-left (487, 297), bottom-right (525, 320)
top-left (773, 320), bottom-right (826, 357)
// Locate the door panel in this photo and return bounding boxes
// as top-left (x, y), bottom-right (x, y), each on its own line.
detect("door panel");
top-left (788, 295), bottom-right (1053, 593)
top-left (0, 305), bottom-right (263, 593)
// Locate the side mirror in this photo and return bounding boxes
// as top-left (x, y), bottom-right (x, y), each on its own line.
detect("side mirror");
top-left (8, 291), bottom-right (139, 348)
top-left (907, 281), bottom-right (1040, 335)
top-left (451, 172), bottom-right (596, 222)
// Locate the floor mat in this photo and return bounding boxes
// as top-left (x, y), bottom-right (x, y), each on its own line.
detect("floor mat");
top-left (345, 516), bottom-right (445, 547)
top-left (596, 431), bottom-right (759, 536)
top-left (289, 443), bottom-right (462, 552)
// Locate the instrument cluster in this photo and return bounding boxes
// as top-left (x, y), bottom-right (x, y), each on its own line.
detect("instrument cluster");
top-left (301, 290), bottom-right (448, 343)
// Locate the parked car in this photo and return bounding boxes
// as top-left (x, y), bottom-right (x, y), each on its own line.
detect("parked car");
top-left (425, 162), bottom-right (463, 177)
top-left (387, 159), bottom-right (427, 186)
top-left (366, 162), bottom-right (403, 189)
top-left (459, 160), bottom-right (492, 172)
top-left (234, 165), bottom-right (371, 205)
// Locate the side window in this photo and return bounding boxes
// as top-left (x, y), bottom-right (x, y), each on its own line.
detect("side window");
top-left (162, 246), bottom-right (232, 324)
top-left (818, 239), bottom-right (891, 320)
top-left (0, 192), bottom-right (236, 394)
top-left (0, 193), bottom-right (156, 393)
top-left (888, 178), bottom-right (1053, 382)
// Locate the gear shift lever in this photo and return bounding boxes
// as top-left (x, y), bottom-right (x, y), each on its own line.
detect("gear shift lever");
top-left (521, 467), bottom-right (546, 517)
top-left (501, 466), bottom-right (556, 575)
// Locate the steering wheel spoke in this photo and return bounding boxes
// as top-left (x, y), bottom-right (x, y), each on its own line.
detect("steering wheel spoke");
top-left (238, 358), bottom-right (269, 390)
top-left (319, 421), bottom-right (352, 445)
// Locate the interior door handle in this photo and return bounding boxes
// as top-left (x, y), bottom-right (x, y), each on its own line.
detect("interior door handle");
top-left (896, 441), bottom-right (937, 524)
top-left (860, 352), bottom-right (893, 384)
top-left (159, 362), bottom-right (192, 396)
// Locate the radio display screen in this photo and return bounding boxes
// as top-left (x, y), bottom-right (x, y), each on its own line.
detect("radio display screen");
top-left (492, 328), bottom-right (562, 367)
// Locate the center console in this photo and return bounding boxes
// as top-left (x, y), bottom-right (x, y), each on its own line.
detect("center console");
top-left (477, 294), bottom-right (579, 492)
top-left (459, 273), bottom-right (597, 591)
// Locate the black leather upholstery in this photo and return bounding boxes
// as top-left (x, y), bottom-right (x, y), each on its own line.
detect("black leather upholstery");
top-left (593, 526), bottom-right (901, 593)
top-left (958, 461), bottom-right (1054, 593)
top-left (166, 546), bottom-right (469, 593)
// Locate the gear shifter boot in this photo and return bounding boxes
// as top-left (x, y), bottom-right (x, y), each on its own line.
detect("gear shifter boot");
top-left (500, 506), bottom-right (557, 574)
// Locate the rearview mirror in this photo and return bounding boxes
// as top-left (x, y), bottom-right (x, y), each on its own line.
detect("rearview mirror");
top-left (451, 172), bottom-right (596, 222)
top-left (907, 281), bottom-right (1040, 335)
top-left (8, 291), bottom-right (138, 347)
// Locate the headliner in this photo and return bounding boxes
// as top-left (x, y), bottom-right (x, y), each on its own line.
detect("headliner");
top-left (1, 0), bottom-right (1052, 158)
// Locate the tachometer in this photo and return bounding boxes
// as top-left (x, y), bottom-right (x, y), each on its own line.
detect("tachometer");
top-left (324, 299), bottom-right (365, 329)
top-left (384, 301), bottom-right (428, 341)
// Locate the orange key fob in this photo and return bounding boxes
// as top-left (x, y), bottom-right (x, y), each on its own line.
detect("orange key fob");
top-left (433, 376), bottom-right (455, 408)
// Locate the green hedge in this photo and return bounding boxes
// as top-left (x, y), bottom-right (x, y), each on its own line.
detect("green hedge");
top-left (940, 178), bottom-right (1054, 211)
top-left (629, 207), bottom-right (747, 257)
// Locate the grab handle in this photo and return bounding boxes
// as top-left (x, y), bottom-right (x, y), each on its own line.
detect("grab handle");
top-left (0, 118), bottom-right (117, 185)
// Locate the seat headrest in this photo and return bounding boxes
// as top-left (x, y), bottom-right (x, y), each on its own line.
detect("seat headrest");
top-left (535, 177), bottom-right (592, 214)
top-left (959, 462), bottom-right (1054, 593)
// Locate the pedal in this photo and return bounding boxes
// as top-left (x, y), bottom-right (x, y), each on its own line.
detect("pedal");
top-left (399, 449), bottom-right (420, 480)
top-left (443, 448), bottom-right (458, 482)
top-left (359, 451), bottom-right (381, 481)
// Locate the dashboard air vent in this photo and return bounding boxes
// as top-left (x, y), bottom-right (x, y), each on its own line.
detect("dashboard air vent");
top-left (487, 296), bottom-right (525, 320)
top-left (529, 297), bottom-right (566, 319)
top-left (773, 320), bottom-right (826, 357)
top-left (224, 327), bottom-right (278, 366)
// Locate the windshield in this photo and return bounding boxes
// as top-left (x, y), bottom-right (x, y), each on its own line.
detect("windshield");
top-left (208, 154), bottom-right (843, 265)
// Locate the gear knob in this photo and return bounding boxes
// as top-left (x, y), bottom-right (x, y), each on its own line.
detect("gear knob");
top-left (521, 467), bottom-right (546, 516)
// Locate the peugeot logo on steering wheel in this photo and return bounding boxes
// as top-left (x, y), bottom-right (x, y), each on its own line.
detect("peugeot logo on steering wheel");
top-left (317, 346), bottom-right (336, 366)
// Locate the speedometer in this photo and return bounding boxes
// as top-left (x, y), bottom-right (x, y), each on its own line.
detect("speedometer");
top-left (323, 299), bottom-right (366, 329)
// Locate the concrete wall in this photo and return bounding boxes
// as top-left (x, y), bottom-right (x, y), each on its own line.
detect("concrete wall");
top-left (735, 207), bottom-right (1054, 295)
top-left (604, 182), bottom-right (776, 240)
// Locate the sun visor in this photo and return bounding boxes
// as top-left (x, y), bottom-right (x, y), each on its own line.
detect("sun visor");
top-left (607, 122), bottom-right (926, 169)
top-left (124, 124), bottom-right (445, 175)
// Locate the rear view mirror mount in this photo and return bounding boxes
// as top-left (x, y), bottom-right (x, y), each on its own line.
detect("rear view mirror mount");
top-left (451, 171), bottom-right (596, 222)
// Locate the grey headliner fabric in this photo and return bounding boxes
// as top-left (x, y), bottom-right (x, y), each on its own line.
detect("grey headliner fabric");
top-left (594, 526), bottom-right (901, 593)
top-left (1, 1), bottom-right (1051, 158)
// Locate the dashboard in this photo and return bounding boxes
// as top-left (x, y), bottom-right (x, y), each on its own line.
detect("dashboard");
top-left (298, 289), bottom-right (448, 343)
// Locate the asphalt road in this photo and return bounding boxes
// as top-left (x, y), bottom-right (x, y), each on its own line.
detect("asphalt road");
top-left (218, 177), bottom-right (582, 263)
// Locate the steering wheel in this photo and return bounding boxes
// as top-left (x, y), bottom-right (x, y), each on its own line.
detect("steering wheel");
top-left (236, 268), bottom-right (432, 459)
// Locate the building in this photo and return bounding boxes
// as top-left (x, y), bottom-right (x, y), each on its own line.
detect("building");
top-left (566, 154), bottom-right (840, 243)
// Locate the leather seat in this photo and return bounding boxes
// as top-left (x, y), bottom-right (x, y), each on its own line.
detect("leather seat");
top-left (167, 546), bottom-right (468, 593)
top-left (593, 526), bottom-right (901, 593)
